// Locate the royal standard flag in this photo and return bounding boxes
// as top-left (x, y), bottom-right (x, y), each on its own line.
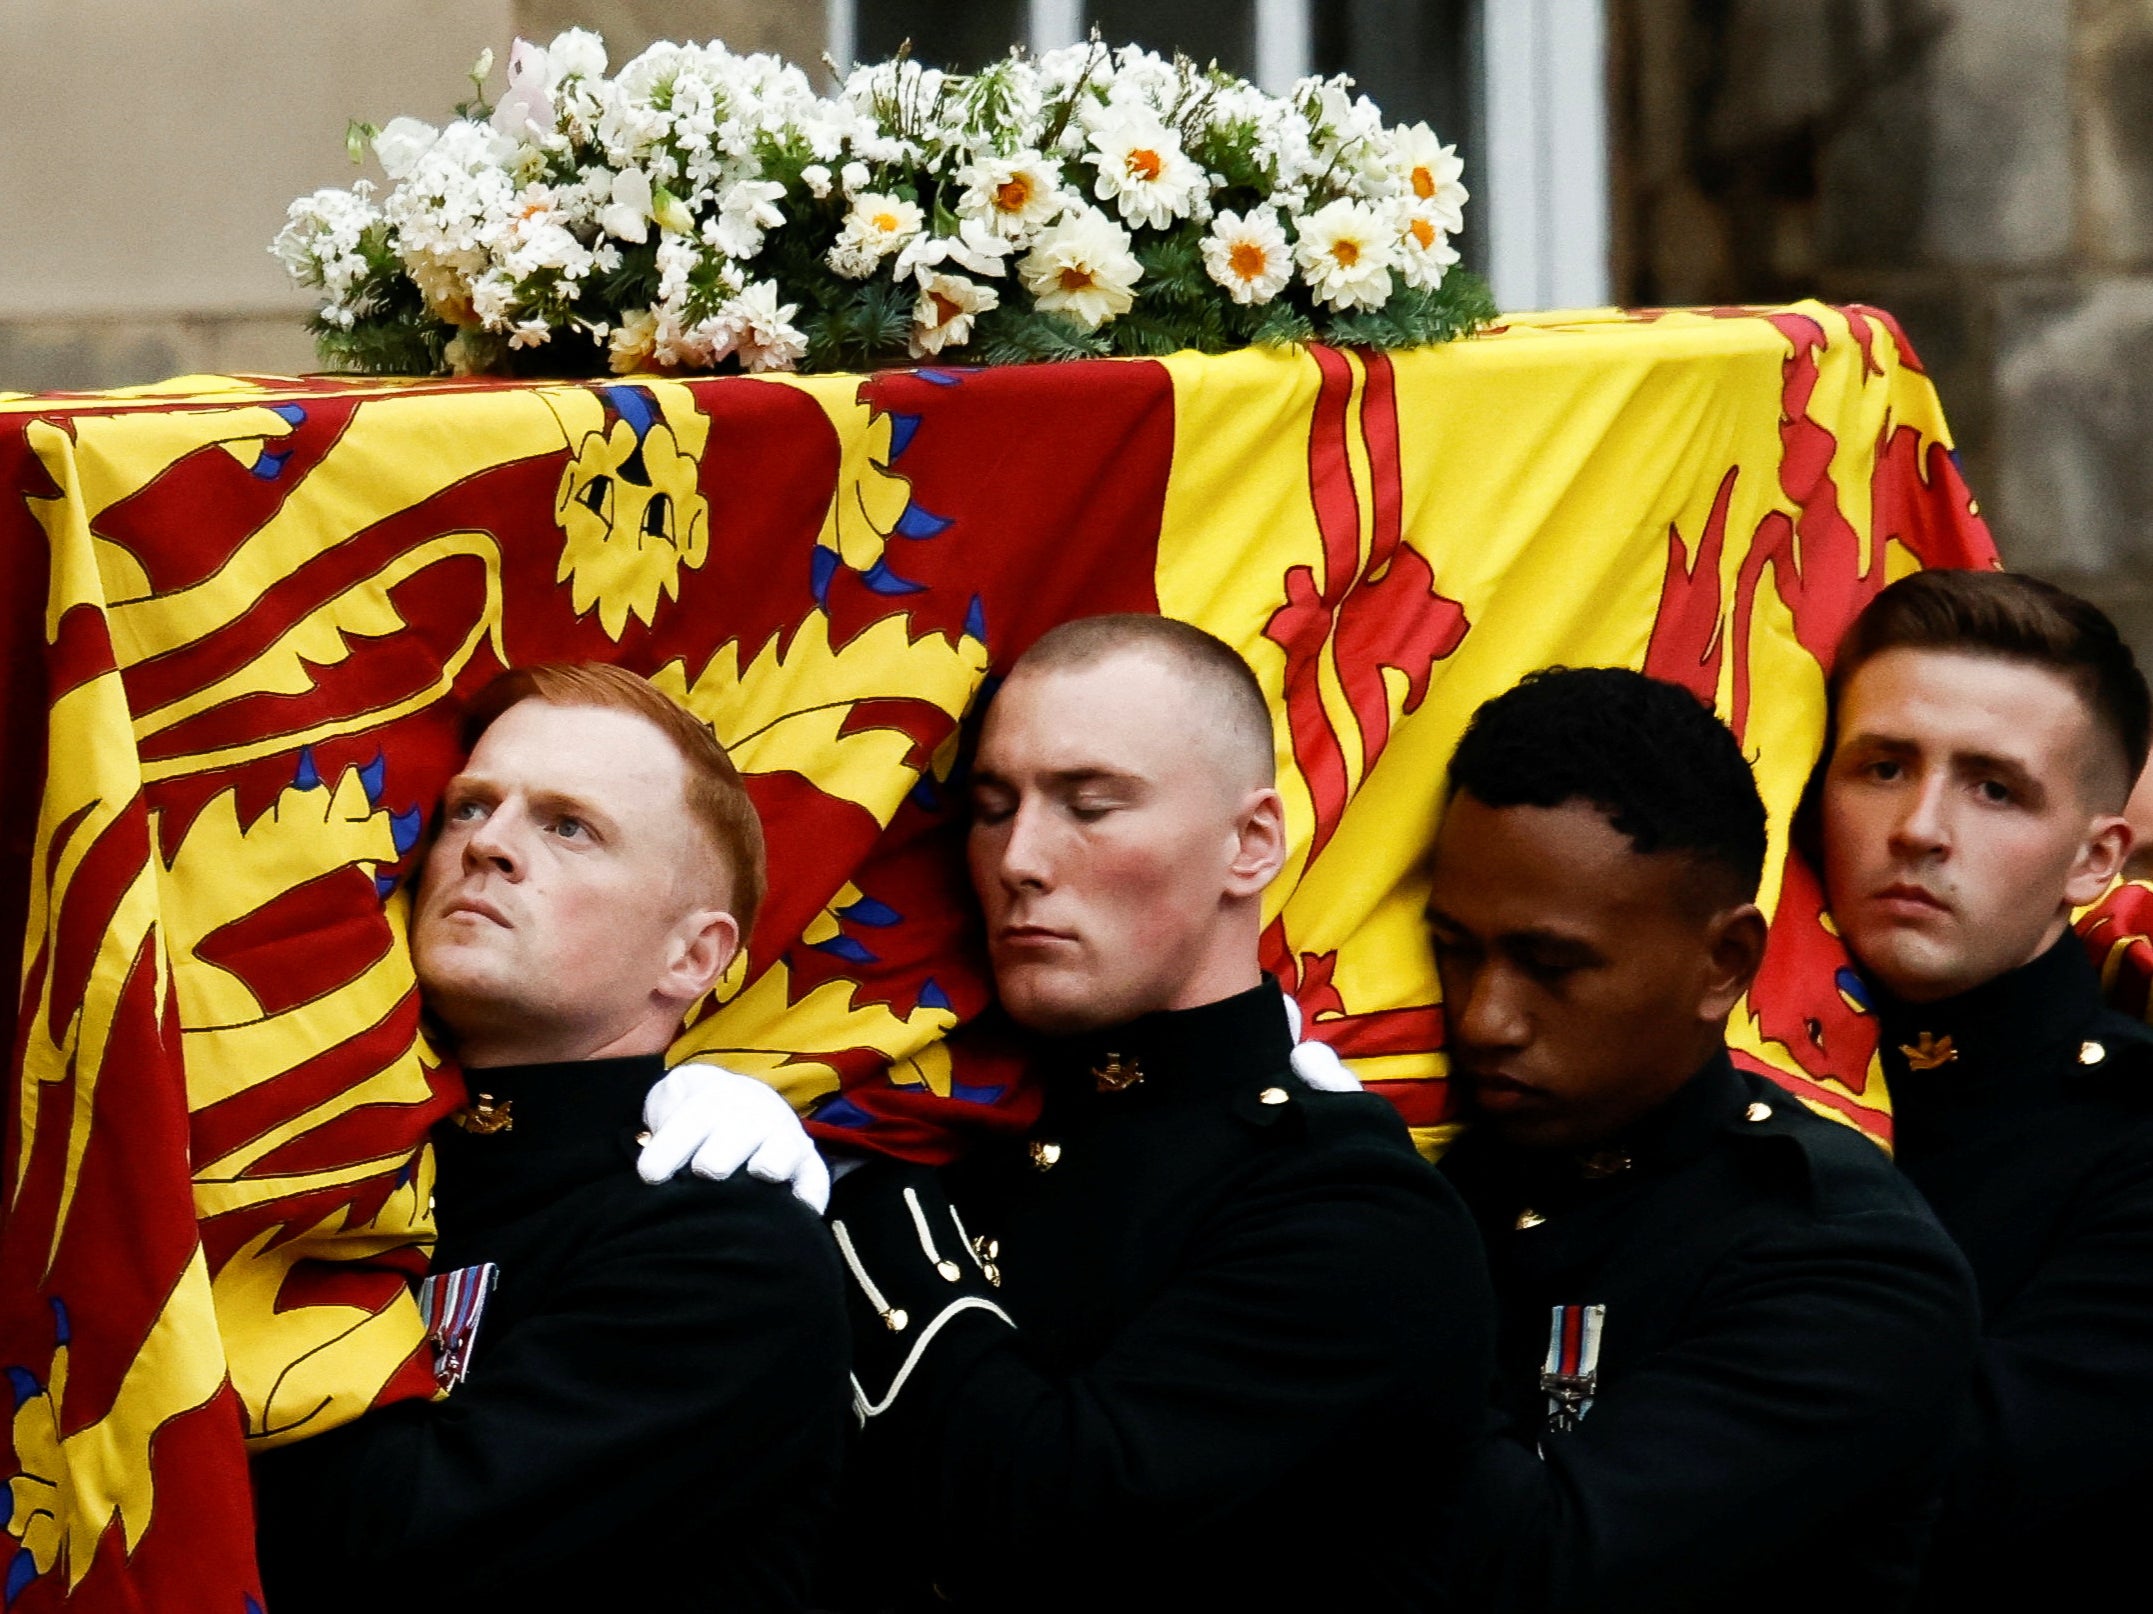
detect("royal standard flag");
top-left (3, 304), bottom-right (2008, 1609)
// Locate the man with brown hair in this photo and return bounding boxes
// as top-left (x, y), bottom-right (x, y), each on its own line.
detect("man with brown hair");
top-left (252, 662), bottom-right (850, 1612)
top-left (1818, 569), bottom-right (2153, 1605)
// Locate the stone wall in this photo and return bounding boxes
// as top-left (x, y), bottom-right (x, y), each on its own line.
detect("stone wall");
top-left (0, 0), bottom-right (818, 394)
top-left (1610, 0), bottom-right (2153, 658)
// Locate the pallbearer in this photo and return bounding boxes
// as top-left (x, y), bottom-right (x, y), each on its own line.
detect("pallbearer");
top-left (1432, 667), bottom-right (1977, 1613)
top-left (1817, 570), bottom-right (2153, 1607)
top-left (821, 615), bottom-right (1493, 1613)
top-left (251, 664), bottom-right (849, 1612)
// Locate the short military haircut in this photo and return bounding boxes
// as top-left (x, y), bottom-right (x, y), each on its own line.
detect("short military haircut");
top-left (1449, 666), bottom-right (1768, 904)
top-left (1832, 569), bottom-right (2151, 803)
top-left (461, 662), bottom-right (767, 942)
top-left (1010, 614), bottom-right (1276, 789)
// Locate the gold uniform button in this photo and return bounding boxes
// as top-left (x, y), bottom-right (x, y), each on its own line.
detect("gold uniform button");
top-left (1745, 1101), bottom-right (1773, 1123)
top-left (634, 1129), bottom-right (652, 1146)
top-left (1515, 1208), bottom-right (1546, 1231)
top-left (881, 1307), bottom-right (909, 1332)
top-left (935, 1259), bottom-right (962, 1282)
top-left (1029, 1140), bottom-right (1063, 1171)
top-left (2080, 1040), bottom-right (2108, 1067)
top-left (1259, 1086), bottom-right (1291, 1106)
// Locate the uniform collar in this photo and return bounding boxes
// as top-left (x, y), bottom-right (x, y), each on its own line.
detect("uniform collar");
top-left (433, 1052), bottom-right (663, 1219)
top-left (1870, 931), bottom-right (2106, 1096)
top-left (1444, 1049), bottom-right (1746, 1207)
top-left (1043, 978), bottom-right (1294, 1109)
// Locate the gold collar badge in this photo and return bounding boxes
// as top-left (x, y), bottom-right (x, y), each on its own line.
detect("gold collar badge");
top-left (1092, 1051), bottom-right (1145, 1093)
top-left (451, 1093), bottom-right (515, 1135)
top-left (1898, 1032), bottom-right (1958, 1073)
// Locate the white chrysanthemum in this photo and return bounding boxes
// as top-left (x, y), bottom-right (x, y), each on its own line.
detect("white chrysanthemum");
top-left (1294, 198), bottom-right (1395, 311)
top-left (826, 191), bottom-right (924, 277)
top-left (801, 164), bottom-right (833, 199)
top-left (1017, 206), bottom-right (1141, 329)
top-left (1085, 109), bottom-right (1205, 231)
top-left (910, 271), bottom-right (998, 357)
top-left (608, 309), bottom-right (659, 373)
top-left (653, 310), bottom-right (714, 370)
top-left (1393, 123), bottom-right (1467, 235)
top-left (1200, 208), bottom-right (1293, 305)
top-left (954, 151), bottom-right (1065, 240)
top-left (1396, 207), bottom-right (1460, 291)
top-left (711, 279), bottom-right (809, 372)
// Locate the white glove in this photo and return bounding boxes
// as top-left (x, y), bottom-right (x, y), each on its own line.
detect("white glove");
top-left (1281, 987), bottom-right (1361, 1093)
top-left (638, 1064), bottom-right (831, 1214)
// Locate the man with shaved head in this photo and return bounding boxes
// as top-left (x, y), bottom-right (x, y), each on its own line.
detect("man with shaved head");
top-left (819, 614), bottom-right (1493, 1613)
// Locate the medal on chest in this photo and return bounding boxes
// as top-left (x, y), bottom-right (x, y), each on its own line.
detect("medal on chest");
top-left (1539, 1302), bottom-right (1605, 1436)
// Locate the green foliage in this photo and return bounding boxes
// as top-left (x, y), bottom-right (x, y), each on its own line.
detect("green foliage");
top-left (965, 305), bottom-right (1110, 365)
top-left (312, 309), bottom-right (452, 375)
top-left (802, 277), bottom-right (914, 371)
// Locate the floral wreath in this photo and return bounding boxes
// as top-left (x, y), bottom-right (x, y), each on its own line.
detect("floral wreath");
top-left (275, 30), bottom-right (1492, 377)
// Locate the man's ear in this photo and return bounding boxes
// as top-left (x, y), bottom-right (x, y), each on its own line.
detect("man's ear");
top-left (2065, 815), bottom-right (2134, 908)
top-left (1225, 787), bottom-right (1288, 897)
top-left (1698, 902), bottom-right (1769, 1025)
top-left (664, 908), bottom-right (742, 1002)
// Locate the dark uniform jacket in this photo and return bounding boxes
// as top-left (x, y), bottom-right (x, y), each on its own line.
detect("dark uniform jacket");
top-left (252, 1053), bottom-right (851, 1612)
top-left (1441, 1051), bottom-right (1979, 1614)
top-left (1875, 932), bottom-right (2153, 1608)
top-left (823, 981), bottom-right (1494, 1613)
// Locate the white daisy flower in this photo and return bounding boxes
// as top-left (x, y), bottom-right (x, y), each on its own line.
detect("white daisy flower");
top-left (1085, 109), bottom-right (1206, 231)
top-left (1393, 123), bottom-right (1467, 235)
top-left (1294, 198), bottom-right (1396, 311)
top-left (910, 271), bottom-right (999, 357)
top-left (954, 151), bottom-right (1066, 240)
top-left (1017, 206), bottom-right (1142, 330)
top-left (827, 191), bottom-right (925, 277)
top-left (1397, 207), bottom-right (1460, 291)
top-left (1200, 208), bottom-right (1293, 305)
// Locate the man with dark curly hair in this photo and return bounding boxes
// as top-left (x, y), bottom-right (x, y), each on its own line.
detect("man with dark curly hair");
top-left (1431, 666), bottom-right (1977, 1613)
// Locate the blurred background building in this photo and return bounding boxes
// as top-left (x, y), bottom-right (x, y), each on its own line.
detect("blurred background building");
top-left (3, 1), bottom-right (2144, 651)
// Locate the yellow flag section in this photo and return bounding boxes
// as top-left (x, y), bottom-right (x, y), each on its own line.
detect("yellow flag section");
top-left (1156, 304), bottom-right (1990, 1153)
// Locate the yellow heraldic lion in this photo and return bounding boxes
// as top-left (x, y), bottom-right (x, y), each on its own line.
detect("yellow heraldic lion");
top-left (549, 384), bottom-right (713, 639)
top-left (155, 760), bottom-right (444, 1446)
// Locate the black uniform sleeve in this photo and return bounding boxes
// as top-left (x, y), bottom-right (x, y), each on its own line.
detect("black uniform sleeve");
top-left (1462, 1209), bottom-right (1978, 1614)
top-left (1945, 1140), bottom-right (2153, 1533)
top-left (251, 1180), bottom-right (848, 1600)
top-left (837, 1149), bottom-right (1490, 1600)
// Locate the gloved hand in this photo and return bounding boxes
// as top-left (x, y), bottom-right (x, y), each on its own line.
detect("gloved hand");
top-left (1281, 987), bottom-right (1361, 1093)
top-left (637, 1063), bottom-right (831, 1214)
top-left (827, 1160), bottom-right (1013, 1422)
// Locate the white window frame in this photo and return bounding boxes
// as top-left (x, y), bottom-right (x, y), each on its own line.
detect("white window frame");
top-left (1482, 0), bottom-right (1610, 311)
top-left (823, 0), bottom-right (1613, 312)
